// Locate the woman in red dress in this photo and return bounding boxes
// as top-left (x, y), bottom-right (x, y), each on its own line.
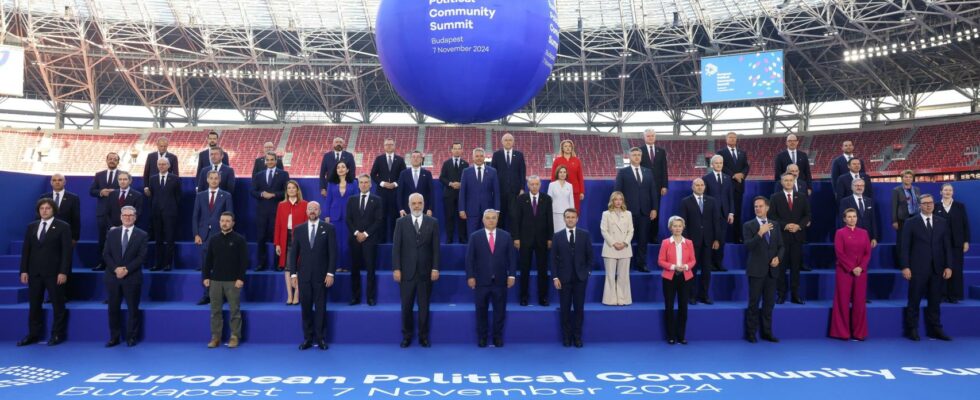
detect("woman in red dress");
top-left (551, 139), bottom-right (585, 211)
top-left (274, 180), bottom-right (308, 305)
top-left (830, 208), bottom-right (871, 341)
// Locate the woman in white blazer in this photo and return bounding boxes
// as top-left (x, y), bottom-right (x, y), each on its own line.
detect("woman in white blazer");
top-left (548, 165), bottom-right (576, 233)
top-left (600, 191), bottom-right (634, 305)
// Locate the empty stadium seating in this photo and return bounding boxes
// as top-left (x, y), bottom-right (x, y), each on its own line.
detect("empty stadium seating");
top-left (886, 121), bottom-right (980, 174)
top-left (0, 129), bottom-right (46, 172)
top-left (559, 132), bottom-right (623, 177)
top-left (47, 132), bottom-right (141, 175)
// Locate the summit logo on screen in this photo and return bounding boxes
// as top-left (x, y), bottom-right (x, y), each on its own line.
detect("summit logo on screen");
top-left (0, 365), bottom-right (69, 388)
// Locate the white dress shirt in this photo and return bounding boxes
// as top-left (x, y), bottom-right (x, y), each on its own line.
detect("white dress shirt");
top-left (37, 217), bottom-right (55, 239)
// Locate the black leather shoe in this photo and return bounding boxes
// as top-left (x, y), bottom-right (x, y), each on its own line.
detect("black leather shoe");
top-left (636, 266), bottom-right (651, 273)
top-left (761, 335), bottom-right (779, 343)
top-left (539, 300), bottom-right (549, 307)
top-left (791, 296), bottom-right (806, 305)
top-left (713, 267), bottom-right (728, 272)
top-left (478, 338), bottom-right (488, 348)
top-left (493, 338), bottom-right (504, 347)
top-left (149, 266), bottom-right (161, 272)
top-left (679, 339), bottom-right (688, 345)
top-left (163, 266), bottom-right (172, 271)
top-left (947, 298), bottom-right (960, 304)
top-left (126, 338), bottom-right (137, 347)
top-left (367, 299), bottom-right (377, 306)
top-left (420, 337), bottom-right (431, 348)
top-left (317, 340), bottom-right (329, 350)
top-left (255, 266), bottom-right (268, 272)
top-left (866, 298), bottom-right (872, 304)
top-left (16, 336), bottom-right (38, 347)
top-left (801, 266), bottom-right (813, 271)
top-left (105, 337), bottom-right (120, 347)
top-left (928, 331), bottom-right (952, 341)
top-left (196, 296), bottom-right (210, 305)
top-left (745, 336), bottom-right (758, 343)
top-left (562, 338), bottom-right (571, 347)
top-left (348, 299), bottom-right (360, 306)
top-left (46, 336), bottom-right (64, 346)
top-left (573, 338), bottom-right (583, 348)
top-left (776, 295), bottom-right (786, 305)
top-left (667, 339), bottom-right (676, 345)
top-left (520, 299), bottom-right (528, 306)
top-left (699, 298), bottom-right (714, 305)
top-left (298, 340), bottom-right (313, 350)
top-left (195, 266), bottom-right (202, 271)
top-left (905, 331), bottom-right (921, 341)
top-left (92, 264), bottom-right (106, 271)
top-left (688, 298), bottom-right (697, 305)
top-left (400, 338), bottom-right (411, 348)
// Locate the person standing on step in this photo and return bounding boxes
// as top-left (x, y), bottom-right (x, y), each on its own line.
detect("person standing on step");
top-left (346, 174), bottom-right (383, 306)
top-left (251, 152), bottom-right (289, 271)
top-left (203, 212), bottom-right (248, 349)
top-left (290, 201), bottom-right (337, 351)
top-left (192, 171), bottom-right (234, 305)
top-left (392, 193), bottom-right (440, 348)
top-left (639, 129), bottom-right (669, 243)
top-left (899, 194), bottom-right (953, 342)
top-left (89, 152), bottom-right (120, 271)
top-left (658, 216), bottom-right (695, 345)
top-left (744, 196), bottom-right (784, 344)
top-left (465, 209), bottom-right (516, 348)
top-left (17, 198), bottom-right (72, 347)
top-left (614, 147), bottom-right (659, 273)
top-left (147, 158), bottom-right (181, 271)
top-left (439, 142), bottom-right (468, 243)
top-left (103, 206), bottom-right (148, 347)
top-left (551, 208), bottom-right (593, 348)
top-left (511, 175), bottom-right (554, 307)
top-left (769, 173), bottom-right (811, 305)
top-left (370, 138), bottom-right (407, 243)
top-left (702, 155), bottom-right (733, 272)
top-left (490, 133), bottom-right (526, 231)
top-left (676, 179), bottom-right (721, 305)
top-left (717, 132), bottom-right (749, 243)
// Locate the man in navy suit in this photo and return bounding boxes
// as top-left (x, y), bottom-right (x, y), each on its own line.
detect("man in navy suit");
top-left (147, 158), bottom-right (181, 271)
top-left (773, 134), bottom-right (812, 196)
top-left (251, 141), bottom-right (284, 176)
top-left (465, 210), bottom-right (516, 348)
top-left (396, 151), bottom-right (434, 217)
top-left (551, 208), bottom-right (593, 348)
top-left (319, 137), bottom-right (356, 198)
top-left (41, 173), bottom-right (80, 244)
top-left (899, 194), bottom-right (953, 341)
top-left (196, 130), bottom-right (229, 173)
top-left (717, 132), bottom-right (750, 243)
top-left (289, 201), bottom-right (337, 350)
top-left (781, 164), bottom-right (809, 196)
top-left (490, 133), bottom-right (526, 231)
top-left (143, 136), bottom-right (179, 196)
top-left (392, 193), bottom-right (441, 347)
top-left (102, 206), bottom-right (148, 347)
top-left (251, 152), bottom-right (289, 271)
top-left (839, 179), bottom-right (879, 248)
top-left (512, 176), bottom-right (554, 307)
top-left (17, 199), bottom-right (73, 347)
top-left (370, 138), bottom-right (407, 242)
top-left (830, 140), bottom-right (862, 199)
top-left (677, 179), bottom-right (722, 305)
top-left (743, 196), bottom-right (784, 343)
top-left (192, 170), bottom-right (234, 304)
top-left (89, 152), bottom-right (121, 271)
top-left (347, 175), bottom-right (385, 306)
top-left (769, 173), bottom-right (811, 304)
top-left (439, 143), bottom-right (469, 243)
top-left (835, 158), bottom-right (873, 201)
top-left (703, 155), bottom-right (734, 272)
top-left (459, 148), bottom-right (501, 235)
top-left (614, 147), bottom-right (659, 273)
top-left (107, 172), bottom-right (143, 230)
top-left (639, 129), bottom-right (669, 241)
top-left (196, 147), bottom-right (235, 193)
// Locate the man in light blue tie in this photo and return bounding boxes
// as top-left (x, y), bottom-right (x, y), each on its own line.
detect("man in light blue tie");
top-left (743, 196), bottom-right (784, 343)
top-left (251, 152), bottom-right (289, 271)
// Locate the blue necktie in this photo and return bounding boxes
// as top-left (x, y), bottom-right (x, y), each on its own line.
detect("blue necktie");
top-left (761, 220), bottom-right (770, 243)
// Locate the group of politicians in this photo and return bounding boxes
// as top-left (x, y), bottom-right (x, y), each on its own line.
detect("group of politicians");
top-left (16, 128), bottom-right (970, 350)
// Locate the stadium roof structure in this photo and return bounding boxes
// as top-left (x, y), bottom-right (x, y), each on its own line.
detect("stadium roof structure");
top-left (1, 0), bottom-right (979, 129)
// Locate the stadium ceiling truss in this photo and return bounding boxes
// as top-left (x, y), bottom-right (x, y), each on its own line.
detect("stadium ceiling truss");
top-left (1, 0), bottom-right (979, 133)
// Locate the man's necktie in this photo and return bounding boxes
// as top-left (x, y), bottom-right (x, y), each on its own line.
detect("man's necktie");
top-left (926, 217), bottom-right (933, 231)
top-left (649, 146), bottom-right (655, 162)
top-left (387, 155), bottom-right (393, 170)
top-left (54, 192), bottom-right (60, 208)
top-left (761, 220), bottom-right (771, 243)
top-left (309, 224), bottom-right (316, 247)
top-left (716, 173), bottom-right (721, 185)
top-left (118, 191), bottom-right (125, 206)
top-left (161, 175), bottom-right (165, 187)
top-left (489, 231), bottom-right (495, 254)
top-left (787, 193), bottom-right (793, 211)
top-left (122, 228), bottom-right (130, 254)
top-left (569, 229), bottom-right (575, 247)
top-left (477, 167), bottom-right (483, 183)
top-left (731, 148), bottom-right (737, 161)
top-left (360, 194), bottom-right (367, 212)
top-left (108, 170), bottom-right (114, 184)
top-left (209, 191), bottom-right (216, 211)
top-left (532, 196), bottom-right (538, 216)
top-left (634, 167), bottom-right (641, 183)
top-left (790, 151), bottom-right (796, 164)
top-left (697, 196), bottom-right (703, 214)
top-left (858, 197), bottom-right (865, 213)
top-left (415, 218), bottom-right (421, 234)
top-left (413, 169), bottom-right (419, 186)
top-left (506, 152), bottom-right (511, 165)
top-left (267, 169), bottom-right (273, 185)
top-left (454, 158), bottom-right (458, 169)
top-left (39, 221), bottom-right (48, 241)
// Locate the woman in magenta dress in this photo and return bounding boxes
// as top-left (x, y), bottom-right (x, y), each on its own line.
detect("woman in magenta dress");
top-left (831, 208), bottom-right (872, 341)
top-left (551, 139), bottom-right (585, 212)
top-left (325, 161), bottom-right (356, 272)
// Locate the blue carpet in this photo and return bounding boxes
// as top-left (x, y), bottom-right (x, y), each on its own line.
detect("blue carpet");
top-left (2, 340), bottom-right (979, 399)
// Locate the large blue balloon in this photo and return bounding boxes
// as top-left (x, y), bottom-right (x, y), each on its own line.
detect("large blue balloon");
top-left (376, 0), bottom-right (559, 124)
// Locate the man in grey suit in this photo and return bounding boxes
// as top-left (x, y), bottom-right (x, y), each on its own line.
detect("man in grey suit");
top-left (102, 206), bottom-right (148, 347)
top-left (392, 193), bottom-right (441, 348)
top-left (743, 196), bottom-right (784, 343)
top-left (192, 171), bottom-right (234, 304)
top-left (891, 169), bottom-right (921, 260)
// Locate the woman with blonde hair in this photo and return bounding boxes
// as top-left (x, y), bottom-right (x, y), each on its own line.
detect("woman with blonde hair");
top-left (658, 216), bottom-right (695, 344)
top-left (274, 180), bottom-right (306, 305)
top-left (551, 139), bottom-right (585, 211)
top-left (600, 191), bottom-right (633, 305)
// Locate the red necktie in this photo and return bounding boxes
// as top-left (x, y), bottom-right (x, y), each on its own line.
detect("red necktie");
top-left (787, 193), bottom-right (794, 211)
top-left (118, 191), bottom-right (125, 206)
top-left (209, 191), bottom-right (216, 211)
top-left (488, 231), bottom-right (495, 254)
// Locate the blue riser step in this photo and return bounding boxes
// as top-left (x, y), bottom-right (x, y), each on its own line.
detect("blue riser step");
top-left (0, 287), bottom-right (27, 304)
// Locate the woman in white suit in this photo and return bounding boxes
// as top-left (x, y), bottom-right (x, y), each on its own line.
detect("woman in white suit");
top-left (600, 191), bottom-right (634, 305)
top-left (548, 165), bottom-right (576, 233)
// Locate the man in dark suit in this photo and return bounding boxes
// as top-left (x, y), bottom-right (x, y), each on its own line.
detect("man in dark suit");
top-left (551, 208), bottom-right (593, 348)
top-left (717, 132), bottom-right (750, 243)
top-left (251, 141), bottom-right (284, 176)
top-left (196, 147), bottom-right (235, 193)
top-left (459, 148), bottom-right (501, 235)
top-left (439, 142), bottom-right (469, 243)
top-left (41, 173), bottom-right (80, 244)
top-left (192, 171), bottom-right (234, 304)
top-left (147, 158), bottom-right (181, 271)
top-left (703, 155), bottom-right (734, 272)
top-left (781, 164), bottom-right (810, 196)
top-left (773, 134), bottom-right (812, 196)
top-left (346, 174), bottom-right (384, 306)
top-left (769, 173), bottom-right (811, 304)
top-left (17, 199), bottom-right (73, 346)
top-left (839, 179), bottom-right (879, 248)
top-left (465, 210), bottom-right (516, 347)
top-left (891, 170), bottom-right (921, 261)
top-left (835, 158), bottom-right (873, 201)
top-left (251, 152), bottom-right (289, 271)
top-left (196, 130), bottom-right (229, 173)
top-left (677, 179), bottom-right (722, 304)
top-left (370, 138), bottom-right (407, 242)
top-left (743, 196), bottom-right (784, 343)
top-left (107, 172), bottom-right (144, 230)
top-left (830, 140), bottom-right (863, 199)
top-left (289, 201), bottom-right (337, 350)
top-left (143, 136), bottom-right (179, 197)
top-left (490, 133), bottom-right (526, 231)
top-left (89, 152), bottom-right (121, 271)
top-left (397, 150), bottom-right (434, 217)
top-left (102, 206), bottom-right (148, 347)
top-left (614, 147), bottom-right (659, 273)
top-left (899, 194), bottom-right (953, 341)
top-left (511, 175), bottom-right (554, 306)
top-left (392, 193), bottom-right (441, 347)
top-left (639, 129), bottom-right (669, 241)
top-left (319, 137), bottom-right (356, 198)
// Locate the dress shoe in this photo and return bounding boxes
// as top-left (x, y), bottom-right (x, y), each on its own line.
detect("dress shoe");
top-left (478, 338), bottom-right (488, 348)
top-left (927, 331), bottom-right (952, 341)
top-left (228, 336), bottom-right (239, 348)
top-left (493, 338), bottom-right (504, 347)
top-left (520, 299), bottom-right (528, 306)
top-left (208, 337), bottom-right (220, 348)
top-left (688, 298), bottom-right (697, 305)
top-left (562, 338), bottom-right (571, 347)
top-left (163, 266), bottom-right (172, 271)
top-left (539, 299), bottom-right (549, 307)
top-left (713, 267), bottom-right (728, 272)
top-left (801, 266), bottom-right (813, 272)
top-left (317, 340), bottom-right (328, 350)
top-left (905, 330), bottom-right (921, 341)
top-left (745, 336), bottom-right (758, 343)
top-left (367, 299), bottom-right (377, 306)
top-left (46, 336), bottom-right (64, 346)
top-left (946, 298), bottom-right (960, 304)
top-left (16, 336), bottom-right (39, 346)
top-left (149, 266), bottom-right (161, 272)
top-left (776, 295), bottom-right (786, 305)
top-left (699, 298), bottom-right (714, 305)
top-left (679, 339), bottom-right (688, 345)
top-left (255, 266), bottom-right (268, 272)
top-left (761, 335), bottom-right (779, 343)
top-left (105, 337), bottom-right (120, 347)
top-left (348, 299), bottom-right (361, 306)
top-left (667, 339), bottom-right (676, 345)
top-left (126, 338), bottom-right (137, 347)
top-left (92, 264), bottom-right (106, 271)
top-left (573, 338), bottom-right (583, 348)
top-left (419, 337), bottom-right (431, 348)
top-left (196, 296), bottom-right (210, 305)
top-left (195, 266), bottom-right (202, 271)
top-left (636, 266), bottom-right (651, 273)
top-left (791, 296), bottom-right (806, 305)
top-left (866, 298), bottom-right (872, 304)
top-left (298, 340), bottom-right (313, 350)
top-left (400, 338), bottom-right (411, 348)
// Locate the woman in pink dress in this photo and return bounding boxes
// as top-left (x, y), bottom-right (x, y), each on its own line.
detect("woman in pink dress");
top-left (831, 208), bottom-right (872, 341)
top-left (551, 139), bottom-right (585, 212)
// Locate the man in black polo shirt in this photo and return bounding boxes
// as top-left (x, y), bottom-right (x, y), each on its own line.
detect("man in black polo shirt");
top-left (203, 212), bottom-right (248, 349)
